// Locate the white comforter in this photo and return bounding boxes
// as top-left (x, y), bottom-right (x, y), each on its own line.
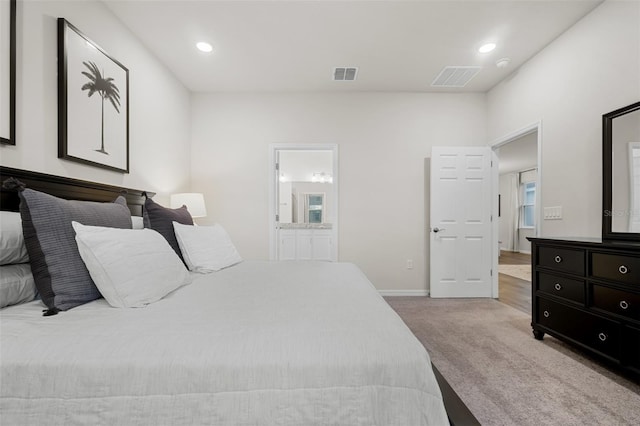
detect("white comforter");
top-left (1, 261), bottom-right (448, 425)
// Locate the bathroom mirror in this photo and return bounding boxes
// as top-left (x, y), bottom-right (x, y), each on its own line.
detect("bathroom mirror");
top-left (603, 101), bottom-right (640, 241)
top-left (277, 150), bottom-right (334, 225)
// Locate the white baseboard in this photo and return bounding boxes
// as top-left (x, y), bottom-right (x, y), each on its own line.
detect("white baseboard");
top-left (379, 290), bottom-right (429, 297)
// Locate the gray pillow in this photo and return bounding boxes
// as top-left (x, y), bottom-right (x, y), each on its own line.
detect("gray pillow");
top-left (143, 197), bottom-right (193, 263)
top-left (18, 188), bottom-right (132, 314)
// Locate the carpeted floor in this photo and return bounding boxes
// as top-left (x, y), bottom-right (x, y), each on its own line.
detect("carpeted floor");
top-left (386, 297), bottom-right (640, 426)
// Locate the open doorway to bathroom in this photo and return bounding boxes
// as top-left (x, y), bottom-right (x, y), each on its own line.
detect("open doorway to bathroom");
top-left (492, 124), bottom-right (540, 314)
top-left (268, 144), bottom-right (338, 262)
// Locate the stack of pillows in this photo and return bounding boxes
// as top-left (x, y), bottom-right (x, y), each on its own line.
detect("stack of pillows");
top-left (0, 211), bottom-right (35, 308)
top-left (0, 187), bottom-right (242, 315)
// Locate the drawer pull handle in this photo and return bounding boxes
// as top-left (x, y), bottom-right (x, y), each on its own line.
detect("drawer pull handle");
top-left (598, 332), bottom-right (607, 342)
top-left (543, 310), bottom-right (550, 318)
top-left (554, 283), bottom-right (562, 291)
top-left (620, 300), bottom-right (629, 310)
top-left (619, 265), bottom-right (629, 275)
top-left (554, 256), bottom-right (562, 263)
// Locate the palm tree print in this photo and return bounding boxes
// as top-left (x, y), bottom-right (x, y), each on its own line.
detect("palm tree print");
top-left (81, 61), bottom-right (121, 154)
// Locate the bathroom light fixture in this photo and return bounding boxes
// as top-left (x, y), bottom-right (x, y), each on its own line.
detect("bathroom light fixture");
top-left (311, 172), bottom-right (333, 184)
top-left (196, 42), bottom-right (213, 53)
top-left (170, 193), bottom-right (207, 218)
top-left (478, 43), bottom-right (496, 53)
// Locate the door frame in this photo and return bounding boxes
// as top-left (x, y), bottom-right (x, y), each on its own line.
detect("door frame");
top-left (490, 121), bottom-right (543, 297)
top-left (268, 143), bottom-right (339, 261)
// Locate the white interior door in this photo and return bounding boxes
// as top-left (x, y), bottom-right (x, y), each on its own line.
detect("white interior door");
top-left (430, 146), bottom-right (495, 298)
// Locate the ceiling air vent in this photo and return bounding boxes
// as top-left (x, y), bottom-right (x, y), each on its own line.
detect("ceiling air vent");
top-left (333, 67), bottom-right (358, 81)
top-left (431, 66), bottom-right (481, 88)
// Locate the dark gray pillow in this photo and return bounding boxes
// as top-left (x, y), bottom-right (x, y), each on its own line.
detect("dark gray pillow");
top-left (143, 197), bottom-right (193, 263)
top-left (18, 189), bottom-right (132, 314)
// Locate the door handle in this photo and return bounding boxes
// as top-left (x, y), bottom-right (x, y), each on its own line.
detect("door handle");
top-left (433, 227), bottom-right (446, 233)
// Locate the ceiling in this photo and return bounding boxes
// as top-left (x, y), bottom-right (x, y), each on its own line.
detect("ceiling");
top-left (497, 131), bottom-right (538, 174)
top-left (104, 0), bottom-right (603, 93)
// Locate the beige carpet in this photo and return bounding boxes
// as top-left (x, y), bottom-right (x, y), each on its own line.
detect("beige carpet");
top-left (386, 297), bottom-right (640, 426)
top-left (498, 264), bottom-right (531, 282)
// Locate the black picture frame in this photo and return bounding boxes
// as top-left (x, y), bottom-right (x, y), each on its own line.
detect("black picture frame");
top-left (1, 0), bottom-right (16, 145)
top-left (58, 18), bottom-right (129, 173)
top-left (602, 100), bottom-right (640, 242)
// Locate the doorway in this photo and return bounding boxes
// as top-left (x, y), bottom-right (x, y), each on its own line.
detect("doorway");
top-left (268, 144), bottom-right (338, 261)
top-left (491, 122), bottom-right (541, 310)
top-left (497, 251), bottom-right (531, 314)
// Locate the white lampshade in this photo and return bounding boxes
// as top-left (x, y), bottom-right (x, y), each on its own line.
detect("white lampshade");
top-left (170, 193), bottom-right (207, 218)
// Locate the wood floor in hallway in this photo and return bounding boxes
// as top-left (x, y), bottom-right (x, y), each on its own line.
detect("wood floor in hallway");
top-left (498, 251), bottom-right (531, 314)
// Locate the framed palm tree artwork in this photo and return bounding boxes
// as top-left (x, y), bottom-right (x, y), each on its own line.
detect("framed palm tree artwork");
top-left (58, 18), bottom-right (129, 173)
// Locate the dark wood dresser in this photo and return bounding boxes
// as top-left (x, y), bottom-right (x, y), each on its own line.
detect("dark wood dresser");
top-left (528, 237), bottom-right (640, 379)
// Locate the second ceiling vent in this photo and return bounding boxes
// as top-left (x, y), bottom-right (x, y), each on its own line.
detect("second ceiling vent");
top-left (431, 66), bottom-right (481, 88)
top-left (333, 67), bottom-right (358, 81)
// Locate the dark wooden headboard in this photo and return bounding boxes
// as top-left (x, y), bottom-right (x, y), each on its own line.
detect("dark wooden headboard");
top-left (0, 166), bottom-right (155, 216)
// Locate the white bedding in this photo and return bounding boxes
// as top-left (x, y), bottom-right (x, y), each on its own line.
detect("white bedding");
top-left (0, 261), bottom-right (448, 425)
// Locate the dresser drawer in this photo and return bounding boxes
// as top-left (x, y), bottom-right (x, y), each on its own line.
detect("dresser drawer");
top-left (537, 272), bottom-right (584, 303)
top-left (622, 326), bottom-right (640, 371)
top-left (591, 253), bottom-right (640, 285)
top-left (537, 247), bottom-right (584, 275)
top-left (592, 284), bottom-right (640, 322)
top-left (537, 297), bottom-right (620, 359)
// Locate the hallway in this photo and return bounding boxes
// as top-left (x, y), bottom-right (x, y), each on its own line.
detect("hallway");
top-left (498, 251), bottom-right (531, 314)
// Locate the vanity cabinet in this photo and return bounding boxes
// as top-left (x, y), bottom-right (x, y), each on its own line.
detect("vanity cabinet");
top-left (279, 230), bottom-right (298, 261)
top-left (279, 228), bottom-right (334, 261)
top-left (529, 237), bottom-right (640, 379)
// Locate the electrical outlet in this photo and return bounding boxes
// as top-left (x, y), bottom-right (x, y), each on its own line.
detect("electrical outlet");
top-left (406, 259), bottom-right (413, 269)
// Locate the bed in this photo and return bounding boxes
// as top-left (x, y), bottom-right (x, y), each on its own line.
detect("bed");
top-left (0, 166), bottom-right (451, 425)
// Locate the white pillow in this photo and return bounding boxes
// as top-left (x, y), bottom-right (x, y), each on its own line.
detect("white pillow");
top-left (72, 222), bottom-right (191, 308)
top-left (0, 264), bottom-right (37, 308)
top-left (173, 222), bottom-right (243, 273)
top-left (0, 211), bottom-right (29, 265)
top-left (131, 215), bottom-right (144, 229)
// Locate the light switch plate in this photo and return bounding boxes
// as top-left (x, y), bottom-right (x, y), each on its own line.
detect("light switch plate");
top-left (544, 206), bottom-right (562, 220)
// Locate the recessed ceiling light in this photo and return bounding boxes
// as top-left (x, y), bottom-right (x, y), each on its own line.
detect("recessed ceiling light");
top-left (478, 43), bottom-right (496, 53)
top-left (196, 42), bottom-right (213, 53)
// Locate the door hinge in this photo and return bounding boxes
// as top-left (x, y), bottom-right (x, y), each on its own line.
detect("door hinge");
top-left (490, 214), bottom-right (493, 222)
top-left (490, 269), bottom-right (493, 276)
top-left (275, 214), bottom-right (279, 222)
top-left (275, 162), bottom-right (280, 171)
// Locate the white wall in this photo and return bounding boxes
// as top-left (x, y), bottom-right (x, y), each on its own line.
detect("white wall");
top-left (0, 0), bottom-right (191, 203)
top-left (487, 0), bottom-right (640, 239)
top-left (191, 92), bottom-right (486, 292)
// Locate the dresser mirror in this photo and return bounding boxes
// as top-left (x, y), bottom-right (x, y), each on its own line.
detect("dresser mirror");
top-left (603, 101), bottom-right (640, 241)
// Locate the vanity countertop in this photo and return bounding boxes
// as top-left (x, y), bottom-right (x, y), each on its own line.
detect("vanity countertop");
top-left (279, 223), bottom-right (333, 230)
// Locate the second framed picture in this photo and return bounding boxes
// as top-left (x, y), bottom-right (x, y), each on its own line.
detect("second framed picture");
top-left (58, 18), bottom-right (129, 173)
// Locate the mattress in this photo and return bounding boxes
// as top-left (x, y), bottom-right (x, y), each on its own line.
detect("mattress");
top-left (0, 261), bottom-right (448, 425)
